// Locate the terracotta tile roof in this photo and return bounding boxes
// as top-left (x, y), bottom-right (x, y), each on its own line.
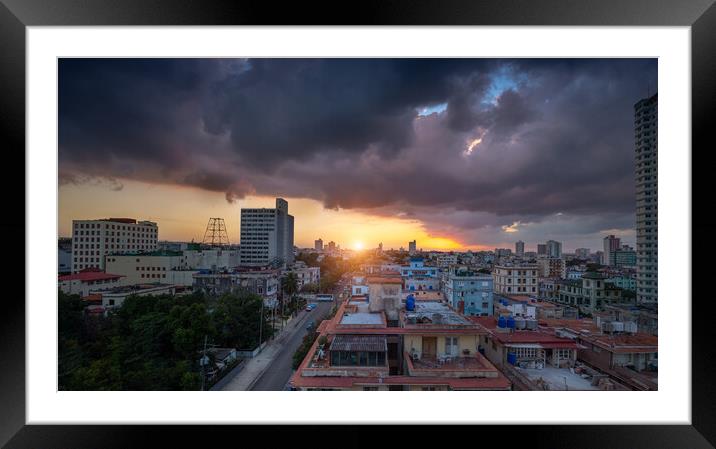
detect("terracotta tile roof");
top-left (583, 333), bottom-right (658, 353)
top-left (469, 316), bottom-right (580, 347)
top-left (366, 276), bottom-right (403, 284)
top-left (290, 373), bottom-right (511, 390)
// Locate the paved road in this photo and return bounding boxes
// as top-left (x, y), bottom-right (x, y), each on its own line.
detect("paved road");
top-left (251, 277), bottom-right (350, 391)
top-left (250, 300), bottom-right (333, 391)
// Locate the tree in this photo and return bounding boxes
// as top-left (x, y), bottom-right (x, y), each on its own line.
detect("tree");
top-left (282, 272), bottom-right (299, 297)
top-left (300, 283), bottom-right (319, 294)
top-left (292, 330), bottom-right (319, 370)
top-left (213, 292), bottom-right (272, 349)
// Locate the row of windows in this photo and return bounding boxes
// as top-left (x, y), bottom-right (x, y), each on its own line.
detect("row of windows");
top-left (73, 264), bottom-right (99, 270)
top-left (330, 351), bottom-right (386, 367)
top-left (74, 222), bottom-right (157, 232)
top-left (503, 286), bottom-right (536, 293)
top-left (135, 266), bottom-right (167, 271)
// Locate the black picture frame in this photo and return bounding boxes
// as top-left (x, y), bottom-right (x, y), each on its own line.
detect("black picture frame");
top-left (2, 0), bottom-right (713, 447)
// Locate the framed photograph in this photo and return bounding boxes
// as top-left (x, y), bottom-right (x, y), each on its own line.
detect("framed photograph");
top-left (4, 0), bottom-right (713, 447)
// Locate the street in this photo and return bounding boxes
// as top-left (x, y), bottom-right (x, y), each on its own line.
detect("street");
top-left (250, 300), bottom-right (332, 390)
top-left (251, 277), bottom-right (349, 390)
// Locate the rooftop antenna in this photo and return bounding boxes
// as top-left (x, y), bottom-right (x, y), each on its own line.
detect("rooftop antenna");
top-left (202, 217), bottom-right (230, 247)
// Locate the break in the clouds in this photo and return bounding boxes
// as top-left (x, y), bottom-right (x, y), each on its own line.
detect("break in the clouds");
top-left (58, 58), bottom-right (655, 249)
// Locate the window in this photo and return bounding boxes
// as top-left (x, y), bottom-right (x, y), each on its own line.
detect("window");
top-left (445, 336), bottom-right (458, 356)
top-left (514, 347), bottom-right (538, 358)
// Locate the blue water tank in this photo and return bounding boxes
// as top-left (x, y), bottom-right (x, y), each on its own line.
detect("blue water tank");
top-left (507, 352), bottom-right (517, 365)
top-left (497, 316), bottom-right (507, 328)
top-left (406, 294), bottom-right (415, 311)
top-left (506, 316), bottom-right (516, 329)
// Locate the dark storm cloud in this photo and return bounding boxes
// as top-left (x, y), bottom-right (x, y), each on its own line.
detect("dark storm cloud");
top-left (58, 58), bottom-right (656, 246)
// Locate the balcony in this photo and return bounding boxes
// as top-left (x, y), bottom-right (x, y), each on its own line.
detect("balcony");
top-left (405, 352), bottom-right (498, 378)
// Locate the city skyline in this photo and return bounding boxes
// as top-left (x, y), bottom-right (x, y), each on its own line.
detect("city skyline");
top-left (59, 58), bottom-right (655, 251)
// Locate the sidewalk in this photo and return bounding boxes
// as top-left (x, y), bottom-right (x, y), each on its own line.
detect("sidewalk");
top-left (216, 310), bottom-right (310, 391)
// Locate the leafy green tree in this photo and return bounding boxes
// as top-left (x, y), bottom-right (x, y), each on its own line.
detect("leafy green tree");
top-left (300, 283), bottom-right (319, 294)
top-left (282, 272), bottom-right (299, 297)
top-left (213, 292), bottom-right (272, 349)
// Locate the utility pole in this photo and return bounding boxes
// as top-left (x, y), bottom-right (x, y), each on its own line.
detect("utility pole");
top-left (200, 335), bottom-right (208, 391)
top-left (258, 300), bottom-right (263, 349)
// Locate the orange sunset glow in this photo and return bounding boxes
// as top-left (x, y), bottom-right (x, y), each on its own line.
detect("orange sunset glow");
top-left (58, 178), bottom-right (477, 251)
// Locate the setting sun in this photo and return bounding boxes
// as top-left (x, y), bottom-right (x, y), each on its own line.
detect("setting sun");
top-left (353, 241), bottom-right (365, 250)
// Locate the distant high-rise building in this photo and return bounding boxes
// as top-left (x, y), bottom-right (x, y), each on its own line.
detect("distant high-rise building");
top-left (314, 238), bottom-right (323, 251)
top-left (612, 246), bottom-right (637, 268)
top-left (408, 240), bottom-right (417, 254)
top-left (546, 240), bottom-right (562, 258)
top-left (537, 244), bottom-right (547, 256)
top-left (239, 198), bottom-right (294, 266)
top-left (575, 248), bottom-right (590, 259)
top-left (328, 241), bottom-right (336, 251)
top-left (71, 218), bottom-right (158, 273)
top-left (378, 242), bottom-right (383, 252)
top-left (515, 240), bottom-right (525, 257)
top-left (603, 235), bottom-right (621, 266)
top-left (635, 93), bottom-right (658, 304)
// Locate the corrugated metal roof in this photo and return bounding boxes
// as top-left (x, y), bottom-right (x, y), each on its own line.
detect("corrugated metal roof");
top-left (329, 335), bottom-right (387, 352)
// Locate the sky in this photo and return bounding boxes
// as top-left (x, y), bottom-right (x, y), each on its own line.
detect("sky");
top-left (58, 58), bottom-right (656, 252)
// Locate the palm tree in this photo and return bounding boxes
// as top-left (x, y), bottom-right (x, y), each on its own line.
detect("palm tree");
top-left (281, 272), bottom-right (299, 319)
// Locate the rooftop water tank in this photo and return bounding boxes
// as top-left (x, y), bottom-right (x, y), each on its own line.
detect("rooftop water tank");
top-left (506, 316), bottom-right (516, 329)
top-left (497, 316), bottom-right (507, 328)
top-left (507, 352), bottom-right (517, 365)
top-left (514, 317), bottom-right (526, 330)
top-left (406, 294), bottom-right (416, 311)
top-left (525, 319), bottom-right (538, 330)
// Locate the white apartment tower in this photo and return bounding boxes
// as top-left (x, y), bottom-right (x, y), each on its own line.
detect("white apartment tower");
top-left (546, 240), bottom-right (562, 259)
top-left (515, 240), bottom-right (525, 257)
top-left (635, 94), bottom-right (658, 303)
top-left (239, 198), bottom-right (295, 266)
top-left (315, 238), bottom-right (323, 251)
top-left (71, 218), bottom-right (158, 273)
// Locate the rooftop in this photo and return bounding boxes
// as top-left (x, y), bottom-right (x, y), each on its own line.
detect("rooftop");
top-left (111, 250), bottom-right (183, 257)
top-left (59, 270), bottom-right (124, 282)
top-left (290, 373), bottom-right (511, 390)
top-left (516, 365), bottom-right (598, 391)
top-left (340, 312), bottom-right (385, 326)
top-left (404, 302), bottom-right (474, 326)
top-left (366, 276), bottom-right (402, 285)
top-left (101, 283), bottom-right (174, 295)
top-left (408, 353), bottom-right (493, 371)
top-left (470, 317), bottom-right (581, 348)
top-left (329, 335), bottom-right (388, 352)
top-left (584, 332), bottom-right (658, 353)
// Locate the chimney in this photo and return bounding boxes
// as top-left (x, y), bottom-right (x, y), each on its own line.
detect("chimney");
top-left (458, 300), bottom-right (465, 314)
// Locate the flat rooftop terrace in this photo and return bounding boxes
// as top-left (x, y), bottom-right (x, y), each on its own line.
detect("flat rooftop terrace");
top-left (517, 365), bottom-right (598, 391)
top-left (340, 312), bottom-right (384, 326)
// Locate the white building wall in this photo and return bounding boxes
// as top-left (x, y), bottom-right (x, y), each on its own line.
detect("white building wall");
top-left (71, 219), bottom-right (158, 273)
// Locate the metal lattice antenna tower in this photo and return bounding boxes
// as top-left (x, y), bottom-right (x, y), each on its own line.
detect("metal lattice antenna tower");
top-left (202, 218), bottom-right (230, 246)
